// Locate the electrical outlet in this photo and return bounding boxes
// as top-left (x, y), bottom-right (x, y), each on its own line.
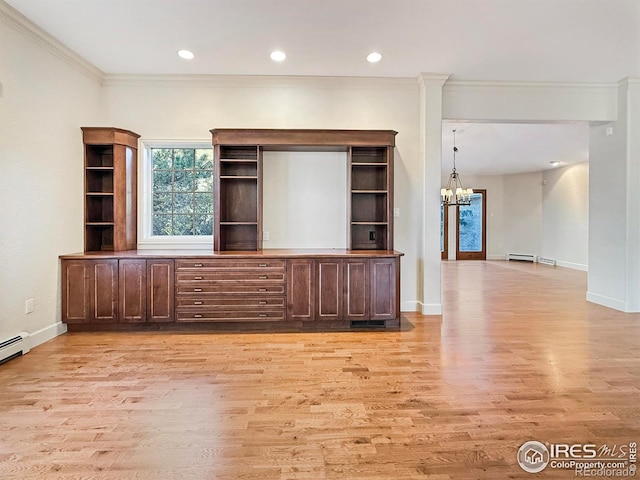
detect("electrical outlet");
top-left (394, 208), bottom-right (400, 217)
top-left (25, 298), bottom-right (34, 314)
top-left (263, 231), bottom-right (270, 241)
top-left (369, 231), bottom-right (376, 241)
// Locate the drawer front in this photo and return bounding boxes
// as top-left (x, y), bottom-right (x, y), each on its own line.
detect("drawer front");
top-left (175, 259), bottom-right (285, 270)
top-left (176, 272), bottom-right (285, 282)
top-left (176, 297), bottom-right (285, 308)
top-left (176, 284), bottom-right (285, 295)
top-left (175, 310), bottom-right (285, 322)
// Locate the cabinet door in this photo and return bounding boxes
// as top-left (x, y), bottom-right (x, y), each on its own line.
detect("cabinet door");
top-left (89, 260), bottom-right (118, 323)
top-left (316, 260), bottom-right (342, 321)
top-left (147, 260), bottom-right (174, 322)
top-left (119, 259), bottom-right (146, 323)
top-left (62, 260), bottom-right (90, 323)
top-left (286, 259), bottom-right (315, 321)
top-left (369, 258), bottom-right (398, 321)
top-left (344, 259), bottom-right (369, 320)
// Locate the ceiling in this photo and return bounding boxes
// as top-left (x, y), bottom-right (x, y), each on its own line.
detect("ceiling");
top-left (5, 0), bottom-right (616, 174)
top-left (442, 122), bottom-right (589, 176)
top-left (5, 0), bottom-right (638, 81)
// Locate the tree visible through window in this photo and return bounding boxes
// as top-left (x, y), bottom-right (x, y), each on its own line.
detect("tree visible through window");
top-left (152, 148), bottom-right (214, 236)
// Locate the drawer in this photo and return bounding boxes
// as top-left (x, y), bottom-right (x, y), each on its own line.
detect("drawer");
top-left (176, 272), bottom-right (285, 282)
top-left (175, 259), bottom-right (285, 270)
top-left (175, 310), bottom-right (285, 322)
top-left (176, 284), bottom-right (286, 295)
top-left (176, 297), bottom-right (285, 308)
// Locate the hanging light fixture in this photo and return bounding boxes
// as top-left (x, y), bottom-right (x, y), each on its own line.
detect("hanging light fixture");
top-left (441, 129), bottom-right (473, 206)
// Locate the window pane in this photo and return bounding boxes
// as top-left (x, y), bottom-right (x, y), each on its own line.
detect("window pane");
top-left (458, 193), bottom-right (483, 252)
top-left (150, 147), bottom-right (213, 237)
top-left (153, 214), bottom-right (172, 236)
top-left (153, 170), bottom-right (172, 192)
top-left (153, 192), bottom-right (171, 213)
top-left (195, 149), bottom-right (214, 169)
top-left (194, 193), bottom-right (213, 213)
top-left (173, 215), bottom-right (194, 235)
top-left (173, 193), bottom-right (194, 214)
top-left (194, 214), bottom-right (213, 235)
top-left (173, 170), bottom-right (194, 191)
top-left (173, 149), bottom-right (195, 169)
top-left (195, 170), bottom-right (213, 192)
top-left (152, 149), bottom-right (172, 170)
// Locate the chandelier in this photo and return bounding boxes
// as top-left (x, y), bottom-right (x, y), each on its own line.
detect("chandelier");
top-left (441, 129), bottom-right (473, 206)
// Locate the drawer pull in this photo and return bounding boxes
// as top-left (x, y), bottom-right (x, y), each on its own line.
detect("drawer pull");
top-left (259, 275), bottom-right (268, 279)
top-left (194, 314), bottom-right (202, 318)
top-left (258, 313), bottom-right (268, 317)
top-left (194, 301), bottom-right (203, 305)
top-left (194, 288), bottom-right (202, 292)
top-left (259, 263), bottom-right (268, 267)
top-left (258, 301), bottom-right (267, 305)
top-left (194, 276), bottom-right (203, 280)
top-left (258, 288), bottom-right (267, 292)
top-left (194, 263), bottom-right (203, 267)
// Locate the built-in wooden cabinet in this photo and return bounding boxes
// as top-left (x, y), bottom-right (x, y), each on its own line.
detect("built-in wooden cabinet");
top-left (62, 259), bottom-right (118, 324)
top-left (62, 258), bottom-right (174, 324)
top-left (211, 129), bottom-right (396, 252)
top-left (82, 127), bottom-right (140, 252)
top-left (61, 251), bottom-right (401, 329)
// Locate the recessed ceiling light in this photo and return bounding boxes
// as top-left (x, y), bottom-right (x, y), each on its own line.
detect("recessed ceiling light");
top-left (550, 161), bottom-right (561, 167)
top-left (177, 49), bottom-right (195, 60)
top-left (367, 52), bottom-right (382, 63)
top-left (270, 51), bottom-right (286, 62)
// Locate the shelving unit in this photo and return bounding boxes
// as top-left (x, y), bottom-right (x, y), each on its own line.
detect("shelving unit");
top-left (82, 127), bottom-right (140, 252)
top-left (214, 145), bottom-right (262, 251)
top-left (211, 129), bottom-right (396, 252)
top-left (349, 146), bottom-right (392, 250)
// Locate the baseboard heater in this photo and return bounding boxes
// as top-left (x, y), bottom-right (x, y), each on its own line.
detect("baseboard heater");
top-left (0, 333), bottom-right (30, 365)
top-left (537, 257), bottom-right (557, 266)
top-left (507, 253), bottom-right (537, 262)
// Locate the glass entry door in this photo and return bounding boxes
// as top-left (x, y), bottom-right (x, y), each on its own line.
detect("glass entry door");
top-left (456, 190), bottom-right (486, 260)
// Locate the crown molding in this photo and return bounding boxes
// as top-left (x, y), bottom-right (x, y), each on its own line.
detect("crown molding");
top-left (444, 79), bottom-right (618, 93)
top-left (0, 0), bottom-right (104, 81)
top-left (417, 73), bottom-right (451, 88)
top-left (101, 73), bottom-right (418, 90)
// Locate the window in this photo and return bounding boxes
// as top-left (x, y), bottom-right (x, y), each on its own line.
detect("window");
top-left (139, 142), bottom-right (214, 248)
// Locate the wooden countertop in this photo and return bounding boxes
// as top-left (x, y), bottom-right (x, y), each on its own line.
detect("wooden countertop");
top-left (59, 249), bottom-right (405, 259)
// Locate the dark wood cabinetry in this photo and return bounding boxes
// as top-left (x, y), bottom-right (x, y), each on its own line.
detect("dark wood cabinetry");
top-left (62, 258), bottom-right (174, 324)
top-left (211, 129), bottom-right (396, 252)
top-left (82, 127), bottom-right (140, 252)
top-left (61, 251), bottom-right (401, 330)
top-left (62, 259), bottom-right (118, 324)
top-left (175, 258), bottom-right (285, 322)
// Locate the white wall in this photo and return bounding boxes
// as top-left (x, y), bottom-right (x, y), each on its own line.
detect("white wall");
top-left (542, 162), bottom-right (589, 270)
top-left (0, 10), bottom-right (101, 344)
top-left (442, 172), bottom-right (544, 260)
top-left (101, 76), bottom-right (422, 310)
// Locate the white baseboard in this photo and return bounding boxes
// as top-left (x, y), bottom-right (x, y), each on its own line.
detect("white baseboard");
top-left (420, 302), bottom-right (443, 315)
top-left (401, 301), bottom-right (421, 312)
top-left (586, 292), bottom-right (628, 312)
top-left (27, 321), bottom-right (67, 351)
top-left (556, 260), bottom-right (588, 271)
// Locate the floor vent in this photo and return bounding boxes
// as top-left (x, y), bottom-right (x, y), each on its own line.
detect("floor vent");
top-left (507, 253), bottom-right (537, 262)
top-left (537, 257), bottom-right (557, 266)
top-left (350, 320), bottom-right (387, 328)
top-left (0, 333), bottom-right (29, 365)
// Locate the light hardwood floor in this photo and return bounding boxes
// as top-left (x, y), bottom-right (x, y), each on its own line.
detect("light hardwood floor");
top-left (1, 260), bottom-right (639, 479)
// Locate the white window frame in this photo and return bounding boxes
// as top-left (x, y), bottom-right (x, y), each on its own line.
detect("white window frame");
top-left (138, 139), bottom-right (214, 249)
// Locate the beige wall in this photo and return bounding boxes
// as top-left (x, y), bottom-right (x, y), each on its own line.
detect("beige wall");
top-left (0, 14), bottom-right (101, 342)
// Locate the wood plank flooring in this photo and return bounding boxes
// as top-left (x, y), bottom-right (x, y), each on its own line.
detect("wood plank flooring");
top-left (1, 260), bottom-right (639, 479)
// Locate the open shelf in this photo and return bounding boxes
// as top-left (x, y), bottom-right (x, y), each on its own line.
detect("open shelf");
top-left (351, 164), bottom-right (388, 191)
top-left (82, 127), bottom-right (139, 252)
top-left (219, 224), bottom-right (259, 250)
top-left (351, 224), bottom-right (389, 250)
top-left (351, 192), bottom-right (388, 223)
top-left (351, 146), bottom-right (387, 164)
top-left (219, 178), bottom-right (258, 223)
